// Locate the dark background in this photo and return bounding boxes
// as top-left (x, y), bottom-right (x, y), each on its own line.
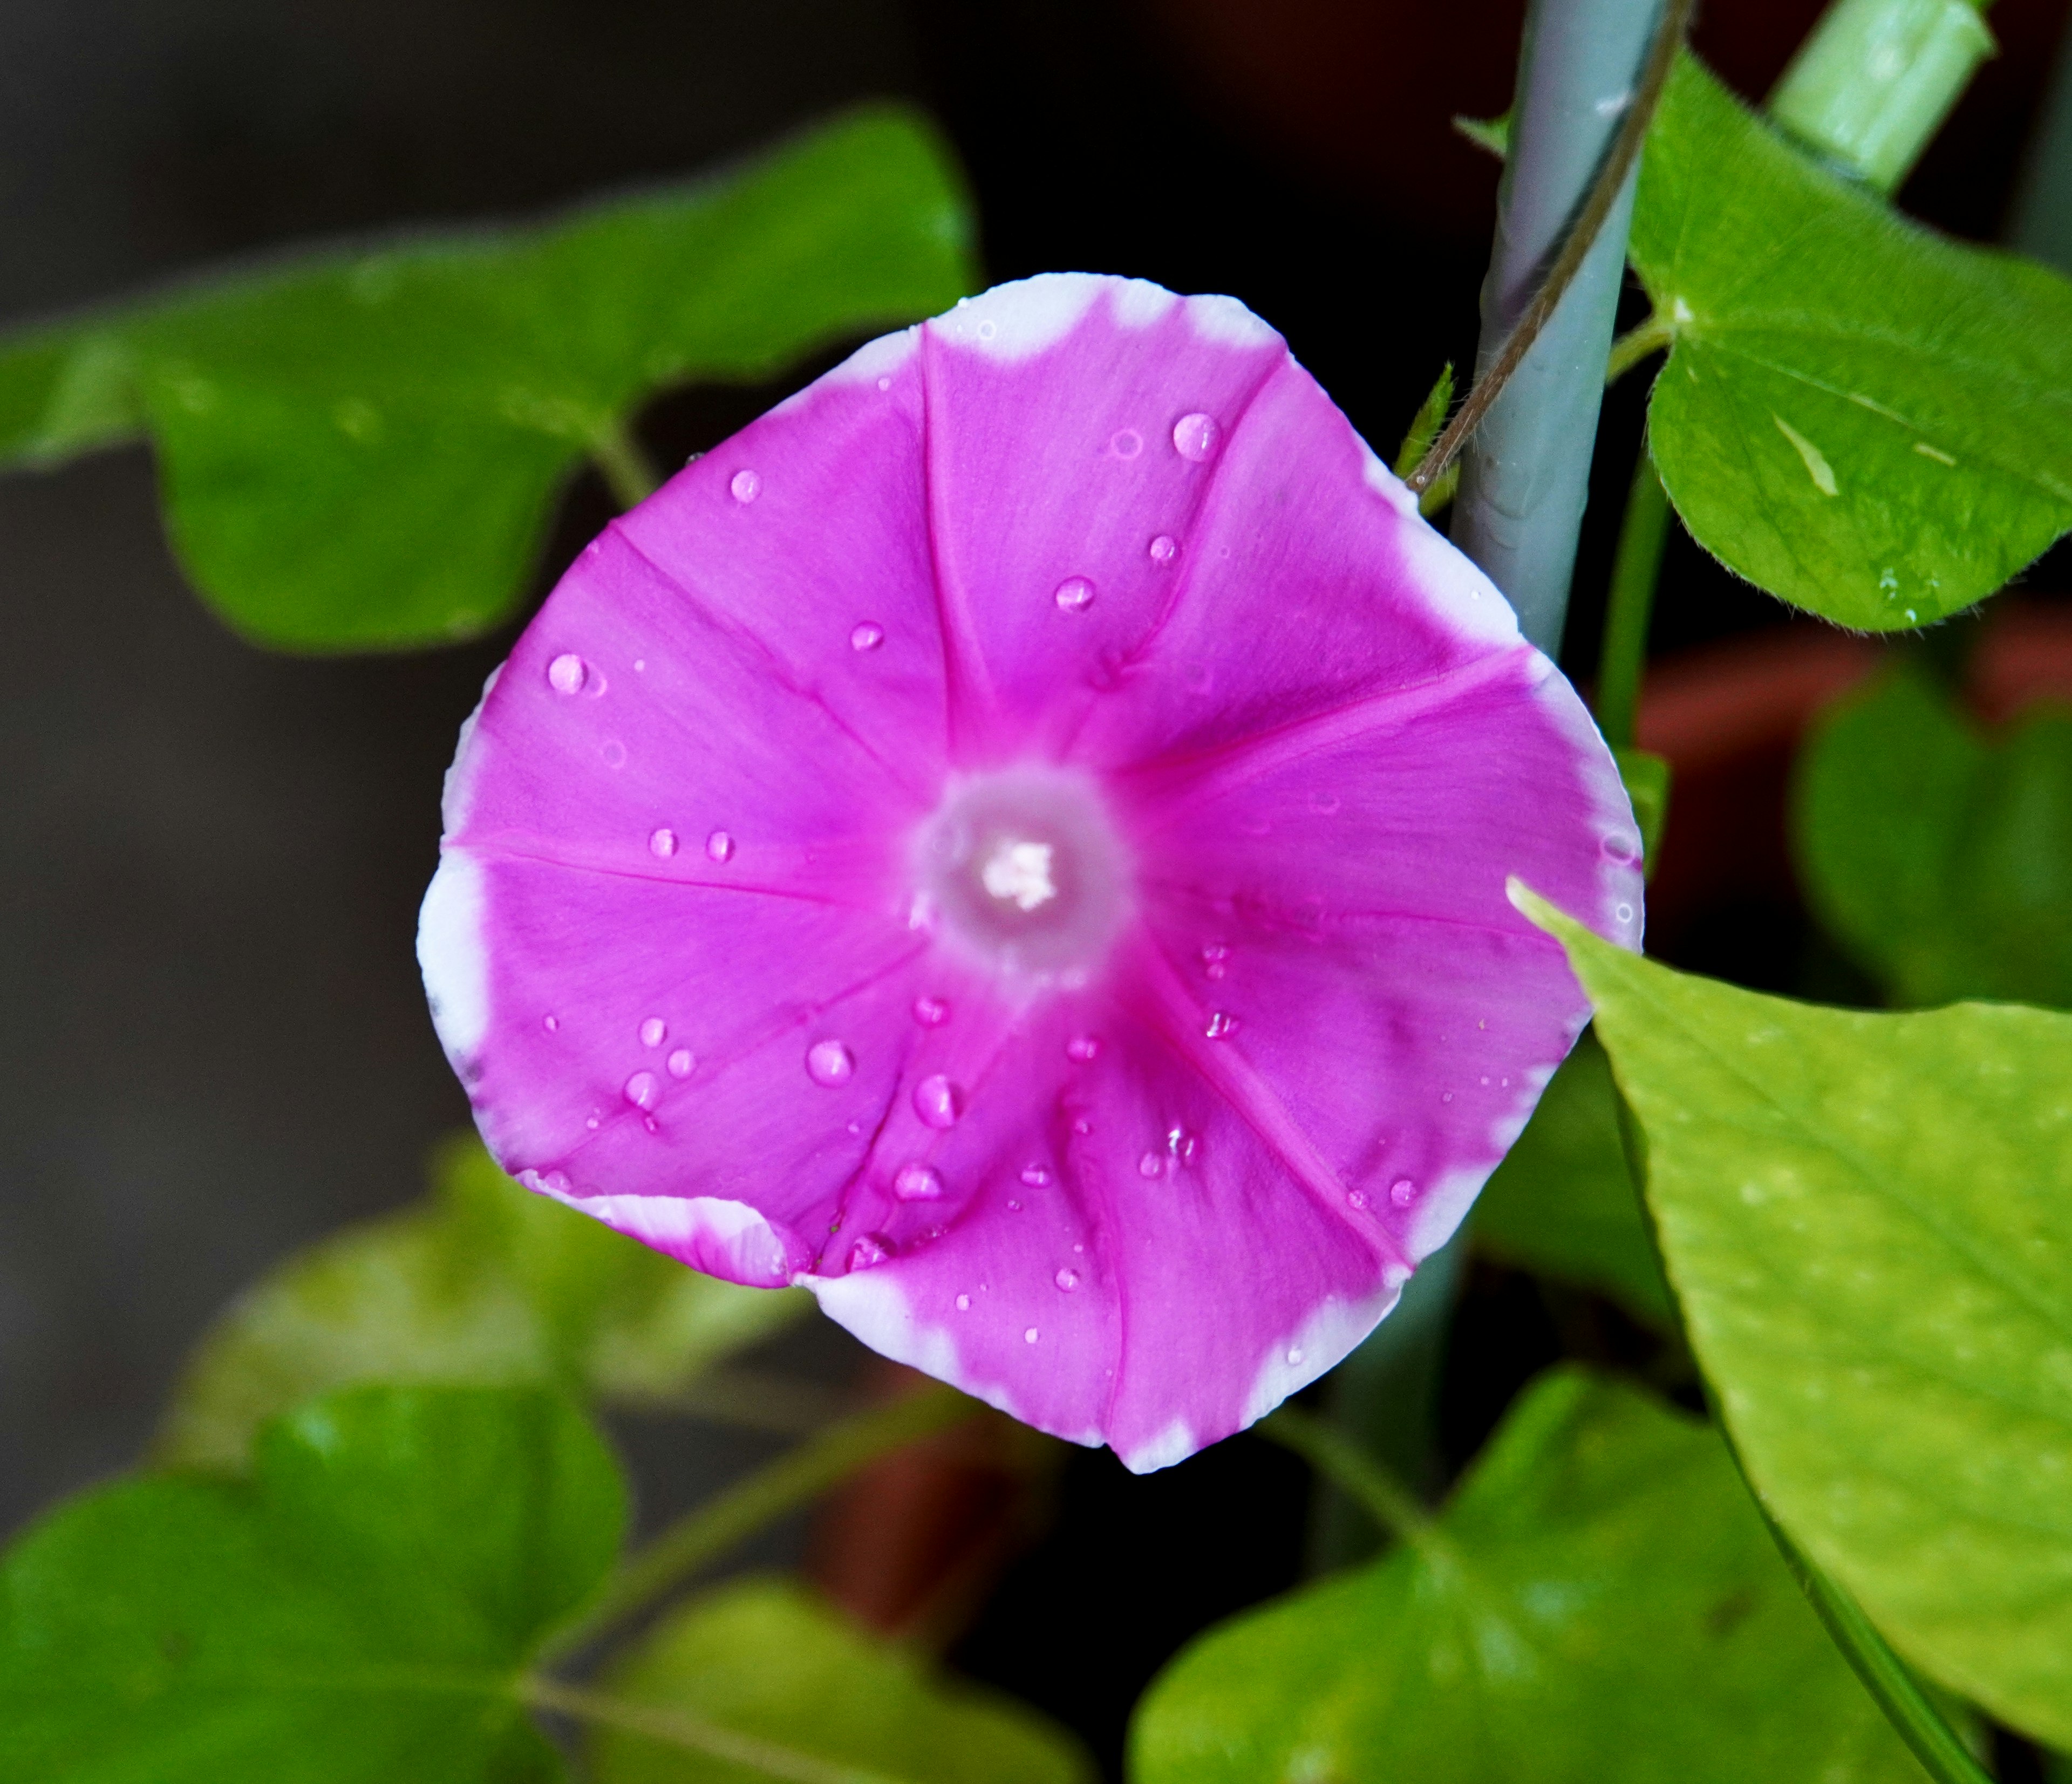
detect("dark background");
top-left (3, 0), bottom-right (2067, 1770)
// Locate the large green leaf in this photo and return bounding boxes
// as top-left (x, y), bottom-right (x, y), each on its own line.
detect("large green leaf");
top-left (0, 1385), bottom-right (623, 1782)
top-left (1630, 57), bottom-right (2072, 628)
top-left (161, 1132), bottom-right (807, 1470)
top-left (1526, 886), bottom-right (2072, 1748)
top-left (0, 107), bottom-right (974, 651)
top-left (1796, 665), bottom-right (2072, 1008)
top-left (591, 1576), bottom-right (1092, 1784)
top-left (1131, 1368), bottom-right (1923, 1784)
top-left (1473, 1030), bottom-right (1675, 1327)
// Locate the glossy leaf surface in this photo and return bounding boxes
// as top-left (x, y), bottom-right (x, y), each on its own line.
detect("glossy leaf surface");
top-left (1132, 1369), bottom-right (1922, 1784)
top-left (0, 1386), bottom-right (623, 1782)
top-left (1631, 57), bottom-right (2072, 628)
top-left (0, 107), bottom-right (974, 650)
top-left (1536, 890), bottom-right (2072, 1748)
top-left (162, 1133), bottom-right (807, 1469)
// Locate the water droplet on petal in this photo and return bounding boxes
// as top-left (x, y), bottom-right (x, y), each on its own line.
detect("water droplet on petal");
top-left (639, 1017), bottom-right (666, 1047)
top-left (730, 468), bottom-right (761, 503)
top-left (1603, 833), bottom-right (1640, 866)
top-left (1020, 1163), bottom-right (1051, 1187)
top-left (1007, 1198), bottom-right (1023, 1212)
top-left (624, 1071), bottom-right (657, 1109)
top-left (894, 1162), bottom-right (944, 1201)
top-left (849, 1233), bottom-right (890, 1269)
top-left (912, 995), bottom-right (949, 1027)
top-left (1616, 901), bottom-right (1635, 924)
top-left (956, 1292), bottom-right (971, 1310)
top-left (1066, 1034), bottom-right (1101, 1063)
top-left (1309, 789), bottom-right (1342, 815)
top-left (1149, 534), bottom-right (1178, 564)
top-left (649, 827), bottom-right (678, 859)
top-left (977, 318), bottom-right (997, 340)
top-left (1055, 1267), bottom-right (1080, 1291)
top-left (1024, 1327), bottom-right (1040, 1344)
top-left (1201, 942), bottom-right (1229, 980)
top-left (806, 1040), bottom-right (855, 1086)
top-left (1346, 1188), bottom-right (1368, 1210)
top-left (543, 1014), bottom-right (558, 1032)
top-left (1287, 1346), bottom-right (1305, 1366)
top-left (706, 830), bottom-right (735, 864)
top-left (1204, 1010), bottom-right (1239, 1040)
top-left (1138, 1151), bottom-right (1165, 1179)
top-left (1054, 576), bottom-right (1095, 613)
top-left (1072, 1117), bottom-right (1092, 1136)
top-left (849, 621), bottom-right (885, 652)
top-left (600, 739), bottom-right (627, 769)
top-left (586, 1115), bottom-right (601, 1130)
top-left (913, 1074), bottom-right (962, 1130)
top-left (666, 1048), bottom-right (696, 1078)
top-left (1110, 428), bottom-right (1143, 459)
top-left (1391, 1178), bottom-right (1416, 1207)
top-left (1173, 412), bottom-right (1220, 462)
top-left (548, 653), bottom-right (586, 694)
top-left (1167, 1126), bottom-right (1198, 1165)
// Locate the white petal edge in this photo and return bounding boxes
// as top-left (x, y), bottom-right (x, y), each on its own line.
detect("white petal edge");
top-left (1232, 1279), bottom-right (1406, 1448)
top-left (1185, 291), bottom-right (1281, 349)
top-left (418, 849), bottom-right (489, 1063)
top-left (527, 1179), bottom-right (799, 1287)
top-left (1528, 663), bottom-right (1647, 948)
top-left (928, 273), bottom-right (1107, 361)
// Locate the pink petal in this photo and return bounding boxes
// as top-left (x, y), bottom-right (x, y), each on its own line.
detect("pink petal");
top-left (420, 275), bottom-right (1641, 1471)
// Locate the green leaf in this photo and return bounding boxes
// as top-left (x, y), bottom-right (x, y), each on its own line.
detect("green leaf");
top-left (1132, 1368), bottom-right (1923, 1784)
top-left (1613, 745), bottom-right (1671, 876)
top-left (1630, 56), bottom-right (2072, 629)
top-left (590, 1576), bottom-right (1092, 1784)
top-left (1525, 885), bottom-right (2072, 1748)
top-left (0, 1384), bottom-right (623, 1782)
top-left (161, 1132), bottom-right (808, 1470)
top-left (1474, 1030), bottom-right (1675, 1326)
top-left (1796, 665), bottom-right (2072, 1008)
top-left (0, 106), bottom-right (975, 651)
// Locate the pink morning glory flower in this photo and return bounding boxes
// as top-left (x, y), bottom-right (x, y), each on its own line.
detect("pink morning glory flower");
top-left (419, 274), bottom-right (1641, 1472)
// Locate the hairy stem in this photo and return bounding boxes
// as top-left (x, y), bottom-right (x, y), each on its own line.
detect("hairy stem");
top-left (590, 419), bottom-right (662, 510)
top-left (1594, 446), bottom-right (1672, 748)
top-left (541, 1384), bottom-right (977, 1664)
top-left (1260, 1405), bottom-right (1442, 1556)
top-left (519, 1674), bottom-right (912, 1784)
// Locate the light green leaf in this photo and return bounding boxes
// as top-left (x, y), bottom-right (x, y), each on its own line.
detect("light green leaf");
top-left (591, 1576), bottom-right (1092, 1784)
top-left (1796, 665), bottom-right (2072, 1008)
top-left (1131, 1368), bottom-right (1923, 1784)
top-left (161, 1132), bottom-right (808, 1470)
top-left (1527, 885), bottom-right (2072, 1748)
top-left (0, 1385), bottom-right (623, 1783)
top-left (0, 106), bottom-right (974, 651)
top-left (1474, 1030), bottom-right (1675, 1326)
top-left (1631, 56), bottom-right (2072, 628)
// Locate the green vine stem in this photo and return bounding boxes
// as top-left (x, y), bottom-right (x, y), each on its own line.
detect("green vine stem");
top-left (590, 418), bottom-right (663, 510)
top-left (540, 1385), bottom-right (978, 1664)
top-left (1260, 1404), bottom-right (1442, 1559)
top-left (1594, 446), bottom-right (1672, 749)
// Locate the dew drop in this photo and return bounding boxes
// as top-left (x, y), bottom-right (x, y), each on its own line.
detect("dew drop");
top-left (730, 468), bottom-right (761, 503)
top-left (850, 621), bottom-right (885, 652)
top-left (913, 1074), bottom-right (962, 1130)
top-left (1020, 1163), bottom-right (1052, 1188)
top-left (806, 1040), bottom-right (855, 1086)
top-left (1024, 1327), bottom-right (1040, 1344)
top-left (543, 1014), bottom-right (559, 1032)
top-left (1201, 942), bottom-right (1229, 980)
top-left (1204, 1010), bottom-right (1240, 1040)
top-left (877, 376), bottom-right (892, 392)
top-left (1110, 428), bottom-right (1143, 459)
top-left (1390, 1178), bottom-right (1415, 1207)
top-left (1616, 901), bottom-right (1635, 924)
top-left (544, 1171), bottom-right (571, 1193)
top-left (956, 1293), bottom-right (971, 1311)
top-left (912, 995), bottom-right (950, 1027)
top-left (601, 739), bottom-right (627, 769)
top-left (547, 653), bottom-right (586, 694)
top-left (1138, 1151), bottom-right (1165, 1179)
top-left (1442, 1091), bottom-right (1454, 1103)
top-left (649, 827), bottom-right (678, 859)
top-left (624, 1071), bottom-right (658, 1109)
top-left (1308, 789), bottom-right (1342, 815)
top-left (1149, 534), bottom-right (1178, 565)
top-left (1007, 1198), bottom-right (1024, 1212)
top-left (639, 1017), bottom-right (666, 1048)
top-left (1603, 833), bottom-right (1640, 866)
top-left (1066, 1034), bottom-right (1101, 1063)
top-left (1167, 1126), bottom-right (1198, 1165)
top-left (1346, 1188), bottom-right (1368, 1210)
top-left (1054, 575), bottom-right (1096, 613)
top-left (977, 318), bottom-right (998, 340)
top-left (706, 830), bottom-right (736, 864)
top-left (848, 1233), bottom-right (890, 1269)
top-left (666, 1048), bottom-right (696, 1079)
top-left (1286, 1346), bottom-right (1305, 1366)
top-left (1055, 1267), bottom-right (1081, 1292)
top-left (1173, 412), bottom-right (1220, 462)
top-left (1072, 1117), bottom-right (1092, 1136)
top-left (586, 1115), bottom-right (601, 1130)
top-left (894, 1162), bottom-right (944, 1202)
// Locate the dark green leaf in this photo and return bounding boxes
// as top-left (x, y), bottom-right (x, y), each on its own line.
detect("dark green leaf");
top-left (0, 106), bottom-right (975, 651)
top-left (1474, 1030), bottom-right (1674, 1326)
top-left (1132, 1368), bottom-right (1922, 1783)
top-left (0, 1385), bottom-right (623, 1783)
top-left (1796, 665), bottom-right (2072, 1007)
top-left (1527, 886), bottom-right (2072, 1748)
top-left (1631, 57), bottom-right (2072, 628)
top-left (161, 1133), bottom-right (808, 1470)
top-left (590, 1576), bottom-right (1091, 1784)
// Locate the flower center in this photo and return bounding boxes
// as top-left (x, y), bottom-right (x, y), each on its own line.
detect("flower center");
top-left (912, 765), bottom-right (1132, 982)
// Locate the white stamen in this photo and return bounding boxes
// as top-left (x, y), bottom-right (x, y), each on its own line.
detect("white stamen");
top-left (981, 839), bottom-right (1057, 912)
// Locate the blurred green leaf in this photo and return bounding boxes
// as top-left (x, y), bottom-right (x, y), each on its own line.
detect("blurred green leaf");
top-left (1530, 888), bottom-right (2072, 1749)
top-left (1631, 56), bottom-right (2072, 629)
top-left (0, 1384), bottom-right (622, 1783)
top-left (161, 1132), bottom-right (808, 1470)
top-left (1796, 665), bottom-right (2072, 1008)
top-left (1474, 1030), bottom-right (1674, 1327)
top-left (1132, 1368), bottom-right (1921, 1784)
top-left (1612, 745), bottom-right (1671, 877)
top-left (591, 1576), bottom-right (1091, 1784)
top-left (0, 106), bottom-right (975, 651)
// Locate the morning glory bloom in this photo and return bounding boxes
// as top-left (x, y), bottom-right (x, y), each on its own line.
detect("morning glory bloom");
top-left (419, 274), bottom-right (1641, 1472)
